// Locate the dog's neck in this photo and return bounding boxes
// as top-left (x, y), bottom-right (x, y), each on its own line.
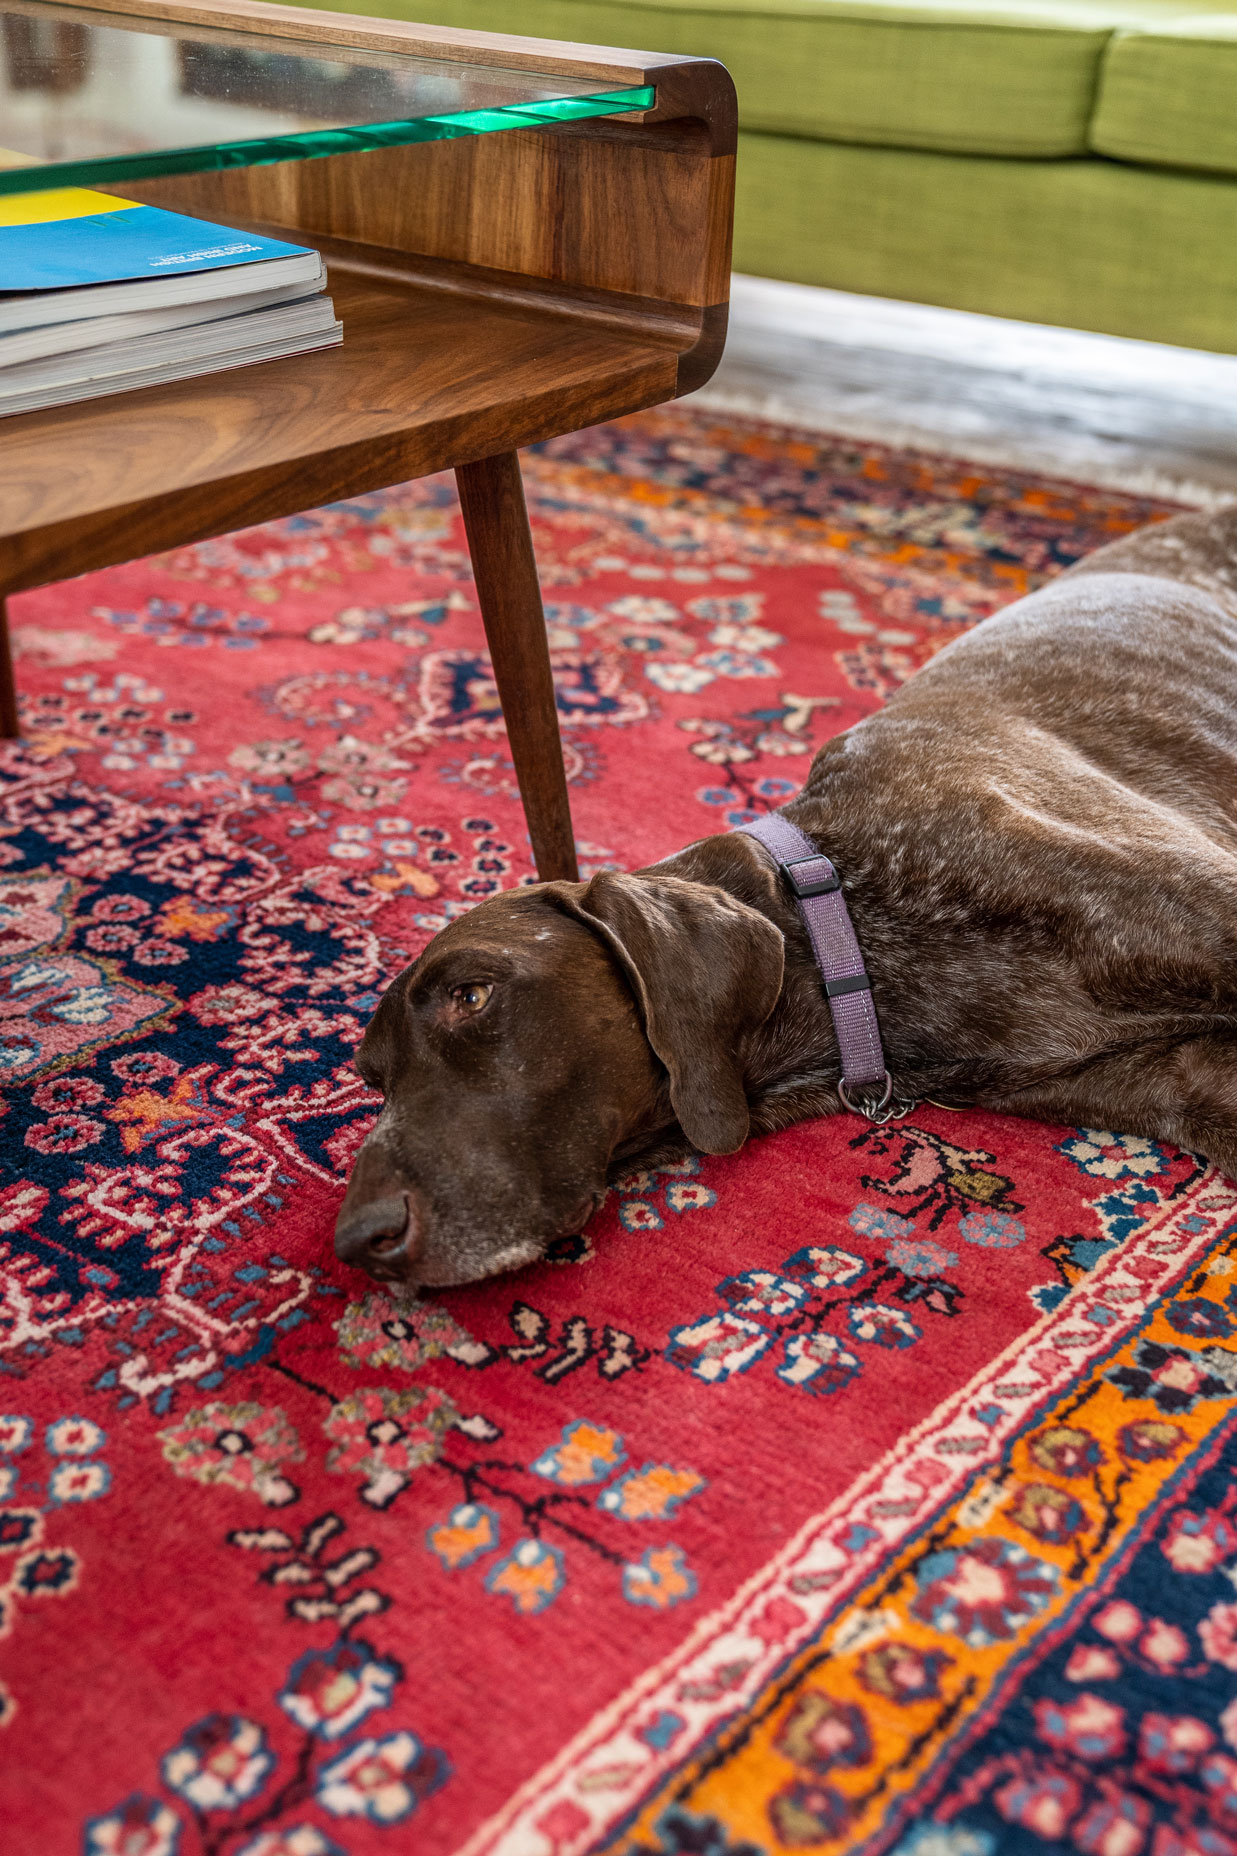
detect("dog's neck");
top-left (629, 797), bottom-right (1013, 1154)
top-left (600, 829), bottom-right (842, 1178)
top-left (595, 828), bottom-right (866, 1187)
top-left (607, 743), bottom-right (1071, 1179)
top-left (652, 829), bottom-right (860, 1136)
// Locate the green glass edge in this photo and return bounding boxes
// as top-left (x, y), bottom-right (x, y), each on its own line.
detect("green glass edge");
top-left (0, 85), bottom-right (655, 197)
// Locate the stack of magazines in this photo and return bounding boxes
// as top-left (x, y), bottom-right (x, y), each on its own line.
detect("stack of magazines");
top-left (0, 185), bottom-right (341, 418)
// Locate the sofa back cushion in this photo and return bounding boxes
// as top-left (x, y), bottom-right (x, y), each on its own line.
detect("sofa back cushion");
top-left (280, 0), bottom-right (1237, 169)
top-left (283, 0), bottom-right (1119, 155)
top-left (1092, 15), bottom-right (1237, 176)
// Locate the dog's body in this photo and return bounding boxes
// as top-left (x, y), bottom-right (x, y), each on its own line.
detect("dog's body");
top-left (337, 505), bottom-right (1237, 1289)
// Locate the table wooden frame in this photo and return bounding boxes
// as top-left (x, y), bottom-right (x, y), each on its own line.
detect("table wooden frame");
top-left (0, 0), bottom-right (736, 880)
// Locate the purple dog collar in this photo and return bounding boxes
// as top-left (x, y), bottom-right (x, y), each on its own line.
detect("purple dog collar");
top-left (737, 812), bottom-right (908, 1120)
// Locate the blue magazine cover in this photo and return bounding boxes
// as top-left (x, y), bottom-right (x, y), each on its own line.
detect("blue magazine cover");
top-left (0, 187), bottom-right (314, 292)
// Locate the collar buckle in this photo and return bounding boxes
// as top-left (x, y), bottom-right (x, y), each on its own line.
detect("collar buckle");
top-left (782, 854), bottom-right (841, 900)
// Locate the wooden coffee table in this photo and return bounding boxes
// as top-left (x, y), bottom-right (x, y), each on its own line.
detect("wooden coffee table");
top-left (0, 0), bottom-right (735, 880)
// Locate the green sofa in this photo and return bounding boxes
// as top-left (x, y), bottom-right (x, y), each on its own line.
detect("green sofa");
top-left (288, 0), bottom-right (1237, 353)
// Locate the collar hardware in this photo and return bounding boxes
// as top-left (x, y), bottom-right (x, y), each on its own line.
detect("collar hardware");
top-left (825, 972), bottom-right (872, 998)
top-left (737, 810), bottom-right (917, 1123)
top-left (782, 855), bottom-right (841, 899)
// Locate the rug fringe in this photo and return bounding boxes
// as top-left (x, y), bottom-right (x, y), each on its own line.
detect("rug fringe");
top-left (689, 382), bottom-right (1237, 511)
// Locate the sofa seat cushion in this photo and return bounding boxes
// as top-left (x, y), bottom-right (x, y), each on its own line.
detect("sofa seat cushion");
top-left (287, 0), bottom-right (1179, 158)
top-left (1092, 15), bottom-right (1237, 176)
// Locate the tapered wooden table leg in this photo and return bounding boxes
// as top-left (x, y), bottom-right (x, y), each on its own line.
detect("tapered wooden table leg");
top-left (456, 451), bottom-right (579, 884)
top-left (0, 599), bottom-right (17, 740)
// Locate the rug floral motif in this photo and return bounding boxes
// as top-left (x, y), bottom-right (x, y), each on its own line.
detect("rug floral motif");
top-left (3, 407), bottom-right (1234, 1856)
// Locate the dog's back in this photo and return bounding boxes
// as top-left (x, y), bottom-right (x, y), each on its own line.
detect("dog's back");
top-left (793, 505), bottom-right (1237, 1084)
top-left (1063, 501), bottom-right (1237, 615)
top-left (897, 506), bottom-right (1237, 853)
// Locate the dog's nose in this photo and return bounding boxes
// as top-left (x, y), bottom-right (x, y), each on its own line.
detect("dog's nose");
top-left (334, 1192), bottom-right (424, 1277)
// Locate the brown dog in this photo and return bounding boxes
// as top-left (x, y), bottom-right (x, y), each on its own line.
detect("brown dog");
top-left (335, 504), bottom-right (1237, 1289)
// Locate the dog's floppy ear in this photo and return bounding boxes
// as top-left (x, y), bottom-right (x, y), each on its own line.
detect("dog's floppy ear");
top-left (547, 870), bottom-right (784, 1154)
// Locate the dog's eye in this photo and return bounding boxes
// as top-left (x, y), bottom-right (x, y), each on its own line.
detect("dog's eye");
top-left (451, 982), bottom-right (493, 1015)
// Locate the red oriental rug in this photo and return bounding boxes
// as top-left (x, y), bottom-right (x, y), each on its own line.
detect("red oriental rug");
top-left (3, 407), bottom-right (1237, 1856)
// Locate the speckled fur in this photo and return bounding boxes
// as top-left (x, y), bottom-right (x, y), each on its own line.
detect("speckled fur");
top-left (714, 503), bottom-right (1237, 1169)
top-left (345, 505), bottom-right (1237, 1287)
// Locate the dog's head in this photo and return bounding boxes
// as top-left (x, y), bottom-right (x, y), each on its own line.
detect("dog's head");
top-left (334, 866), bottom-right (784, 1288)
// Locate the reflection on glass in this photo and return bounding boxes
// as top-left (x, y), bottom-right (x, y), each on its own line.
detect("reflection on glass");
top-left (0, 1), bottom-right (655, 194)
top-left (4, 15), bottom-right (90, 94)
top-left (176, 42), bottom-right (474, 123)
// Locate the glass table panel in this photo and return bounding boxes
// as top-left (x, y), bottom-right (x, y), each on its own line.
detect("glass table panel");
top-left (0, 0), bottom-right (655, 195)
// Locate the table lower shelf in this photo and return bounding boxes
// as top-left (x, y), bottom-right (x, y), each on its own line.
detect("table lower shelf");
top-left (0, 265), bottom-right (684, 593)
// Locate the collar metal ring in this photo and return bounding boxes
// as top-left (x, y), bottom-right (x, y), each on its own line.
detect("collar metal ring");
top-left (838, 1070), bottom-right (894, 1119)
